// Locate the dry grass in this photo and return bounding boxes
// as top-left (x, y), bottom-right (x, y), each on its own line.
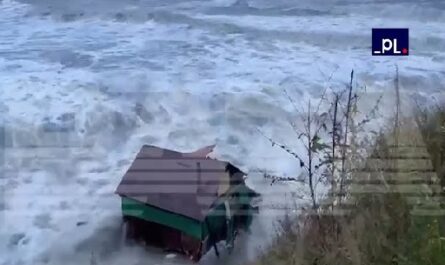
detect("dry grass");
top-left (254, 130), bottom-right (445, 265)
top-left (253, 95), bottom-right (445, 265)
top-left (416, 103), bottom-right (445, 194)
top-left (256, 140), bottom-right (404, 265)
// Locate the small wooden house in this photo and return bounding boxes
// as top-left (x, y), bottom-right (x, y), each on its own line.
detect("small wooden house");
top-left (115, 145), bottom-right (259, 261)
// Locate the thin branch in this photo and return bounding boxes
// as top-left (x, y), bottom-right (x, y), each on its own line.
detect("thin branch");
top-left (317, 64), bottom-right (339, 85)
top-left (283, 88), bottom-right (304, 119)
top-left (256, 128), bottom-right (309, 171)
top-left (357, 94), bottom-right (384, 127)
top-left (339, 69), bottom-right (354, 204)
top-left (314, 85), bottom-right (330, 118)
top-left (394, 64), bottom-right (400, 147)
top-left (331, 94), bottom-right (339, 195)
top-left (307, 100), bottom-right (317, 210)
top-left (264, 173), bottom-right (305, 184)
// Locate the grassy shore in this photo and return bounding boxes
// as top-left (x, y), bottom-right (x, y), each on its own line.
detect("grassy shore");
top-left (256, 112), bottom-right (445, 265)
top-left (252, 99), bottom-right (445, 265)
top-left (417, 103), bottom-right (445, 197)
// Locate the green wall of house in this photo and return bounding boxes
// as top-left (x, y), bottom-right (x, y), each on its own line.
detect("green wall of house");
top-left (121, 184), bottom-right (257, 241)
top-left (121, 197), bottom-right (204, 239)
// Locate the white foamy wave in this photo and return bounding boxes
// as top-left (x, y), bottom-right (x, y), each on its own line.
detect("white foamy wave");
top-left (1, 0), bottom-right (444, 264)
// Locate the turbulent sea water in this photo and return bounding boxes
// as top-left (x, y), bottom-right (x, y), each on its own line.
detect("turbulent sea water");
top-left (0, 0), bottom-right (444, 264)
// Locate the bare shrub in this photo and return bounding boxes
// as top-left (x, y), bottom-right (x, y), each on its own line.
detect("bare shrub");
top-left (253, 68), bottom-right (445, 265)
